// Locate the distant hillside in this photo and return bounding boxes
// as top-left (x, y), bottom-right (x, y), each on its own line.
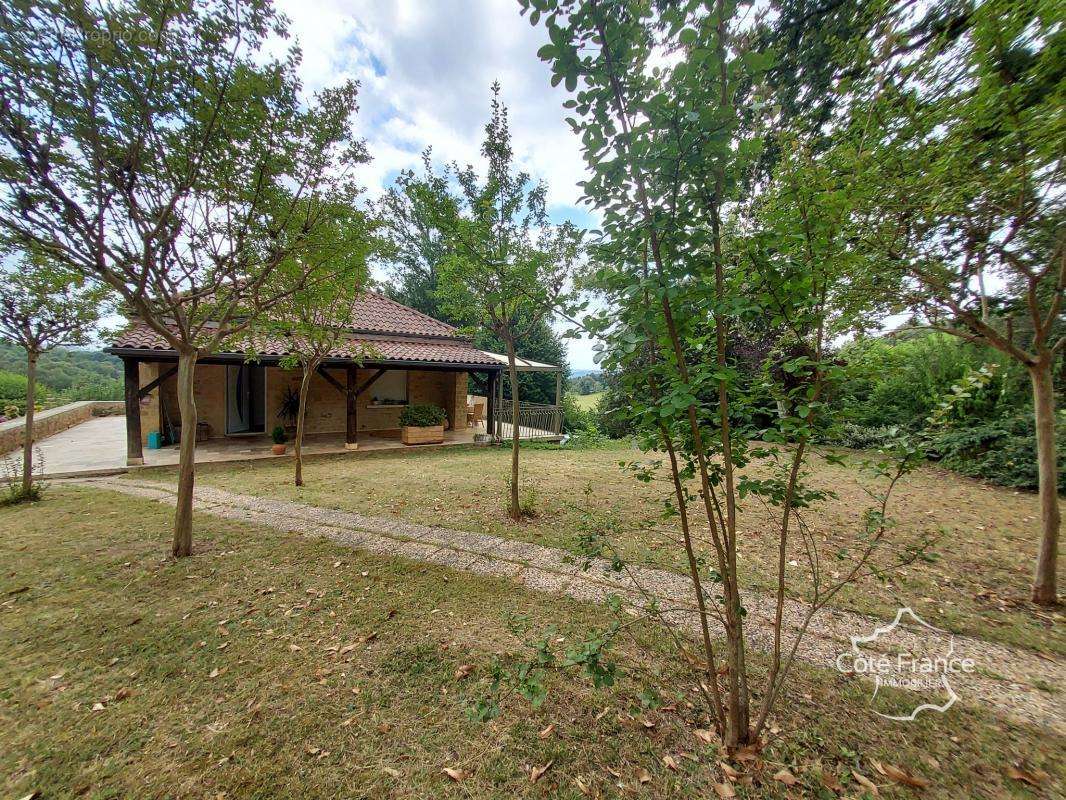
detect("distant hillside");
top-left (0, 341), bottom-right (122, 400)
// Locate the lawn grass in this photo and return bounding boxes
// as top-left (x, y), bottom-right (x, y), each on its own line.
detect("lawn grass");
top-left (1, 487), bottom-right (1062, 799)
top-left (139, 441), bottom-right (1066, 656)
top-left (573, 391), bottom-right (603, 411)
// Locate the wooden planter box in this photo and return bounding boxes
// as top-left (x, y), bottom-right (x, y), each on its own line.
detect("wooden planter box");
top-left (402, 424), bottom-right (445, 445)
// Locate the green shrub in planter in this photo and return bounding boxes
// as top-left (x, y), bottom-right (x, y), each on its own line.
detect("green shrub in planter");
top-left (271, 425), bottom-right (287, 444)
top-left (399, 404), bottom-right (447, 428)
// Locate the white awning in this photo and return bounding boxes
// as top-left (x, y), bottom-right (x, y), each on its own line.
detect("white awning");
top-left (477, 350), bottom-right (561, 372)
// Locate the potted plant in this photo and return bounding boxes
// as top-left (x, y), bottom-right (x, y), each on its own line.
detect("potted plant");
top-left (271, 425), bottom-right (288, 455)
top-left (277, 385), bottom-right (301, 433)
top-left (399, 404), bottom-right (447, 445)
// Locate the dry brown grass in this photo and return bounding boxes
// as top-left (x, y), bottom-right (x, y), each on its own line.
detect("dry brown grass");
top-left (1, 487), bottom-right (1062, 799)
top-left (139, 441), bottom-right (1066, 655)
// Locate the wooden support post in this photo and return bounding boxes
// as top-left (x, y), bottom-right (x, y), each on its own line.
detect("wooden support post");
top-left (554, 370), bottom-right (563, 434)
top-left (345, 364), bottom-right (358, 450)
top-left (496, 368), bottom-right (504, 440)
top-left (123, 358), bottom-right (144, 465)
top-left (485, 371), bottom-right (496, 439)
top-left (138, 364), bottom-right (178, 399)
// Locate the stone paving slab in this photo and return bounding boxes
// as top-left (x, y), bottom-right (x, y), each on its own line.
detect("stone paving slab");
top-left (71, 475), bottom-right (1066, 733)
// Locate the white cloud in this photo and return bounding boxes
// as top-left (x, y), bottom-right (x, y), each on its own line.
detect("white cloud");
top-left (274, 0), bottom-right (598, 368)
top-left (277, 0), bottom-right (589, 209)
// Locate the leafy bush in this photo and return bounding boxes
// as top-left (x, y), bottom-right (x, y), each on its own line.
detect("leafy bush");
top-left (833, 333), bottom-right (1021, 429)
top-left (829, 422), bottom-right (904, 451)
top-left (399, 404), bottom-right (447, 427)
top-left (0, 369), bottom-right (28, 401)
top-left (55, 376), bottom-right (123, 402)
top-left (561, 393), bottom-right (597, 434)
top-left (932, 413), bottom-right (1066, 493)
top-left (271, 425), bottom-right (287, 444)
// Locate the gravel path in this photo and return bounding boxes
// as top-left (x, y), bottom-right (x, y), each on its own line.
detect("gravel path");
top-left (75, 476), bottom-right (1065, 733)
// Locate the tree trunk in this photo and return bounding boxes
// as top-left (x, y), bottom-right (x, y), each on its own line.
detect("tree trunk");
top-left (172, 349), bottom-right (198, 558)
top-left (504, 337), bottom-right (521, 521)
top-left (294, 363), bottom-right (315, 487)
top-left (1028, 359), bottom-right (1060, 605)
top-left (21, 349), bottom-right (38, 494)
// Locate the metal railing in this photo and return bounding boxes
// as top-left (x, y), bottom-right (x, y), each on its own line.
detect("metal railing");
top-left (495, 400), bottom-right (562, 440)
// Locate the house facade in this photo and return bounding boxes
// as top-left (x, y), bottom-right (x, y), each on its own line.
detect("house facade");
top-left (106, 292), bottom-right (557, 465)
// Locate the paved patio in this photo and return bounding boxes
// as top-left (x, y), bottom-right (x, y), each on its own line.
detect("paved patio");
top-left (12, 415), bottom-right (493, 478)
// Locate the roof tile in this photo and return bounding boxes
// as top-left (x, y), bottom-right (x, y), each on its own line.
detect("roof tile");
top-left (110, 322), bottom-right (500, 366)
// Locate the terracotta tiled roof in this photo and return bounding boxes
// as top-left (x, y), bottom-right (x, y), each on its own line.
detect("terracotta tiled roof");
top-left (109, 322), bottom-right (501, 366)
top-left (348, 291), bottom-right (459, 337)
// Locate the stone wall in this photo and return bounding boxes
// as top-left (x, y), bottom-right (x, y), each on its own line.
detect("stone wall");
top-left (135, 362), bottom-right (468, 440)
top-left (0, 401), bottom-right (124, 455)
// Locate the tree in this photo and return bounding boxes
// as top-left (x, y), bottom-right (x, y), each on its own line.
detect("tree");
top-left (0, 0), bottom-right (368, 556)
top-left (854, 0), bottom-right (1064, 604)
top-left (474, 313), bottom-right (569, 405)
top-left (379, 150), bottom-right (572, 408)
top-left (428, 84), bottom-right (582, 521)
top-left (249, 207), bottom-right (377, 487)
top-left (378, 151), bottom-right (454, 322)
top-left (519, 0), bottom-right (926, 749)
top-left (0, 255), bottom-right (108, 496)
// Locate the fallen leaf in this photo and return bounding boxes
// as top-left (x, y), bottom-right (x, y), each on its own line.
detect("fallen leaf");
top-left (774, 768), bottom-right (799, 786)
top-left (1005, 765), bottom-right (1049, 787)
top-left (594, 707), bottom-right (610, 721)
top-left (720, 762), bottom-right (740, 780)
top-left (114, 687), bottom-right (132, 701)
top-left (639, 717), bottom-right (656, 730)
top-left (442, 767), bottom-right (467, 782)
top-left (853, 770), bottom-right (879, 796)
top-left (91, 701), bottom-right (106, 711)
top-left (662, 754), bottom-right (678, 771)
top-left (694, 728), bottom-right (716, 745)
top-left (880, 762), bottom-right (930, 789)
top-left (713, 782), bottom-right (736, 798)
top-left (538, 724), bottom-right (556, 739)
top-left (531, 760), bottom-right (553, 783)
top-left (382, 767), bottom-right (400, 778)
top-left (289, 644), bottom-right (302, 652)
top-left (305, 744), bottom-right (320, 756)
top-left (574, 775), bottom-right (591, 796)
top-left (636, 768), bottom-right (652, 784)
top-left (208, 668), bottom-right (220, 679)
top-left (820, 770), bottom-right (844, 794)
top-left (454, 664), bottom-right (474, 681)
top-left (734, 744), bottom-right (760, 762)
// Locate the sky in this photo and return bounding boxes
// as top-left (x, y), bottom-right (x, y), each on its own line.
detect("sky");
top-left (275, 0), bottom-right (601, 371)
